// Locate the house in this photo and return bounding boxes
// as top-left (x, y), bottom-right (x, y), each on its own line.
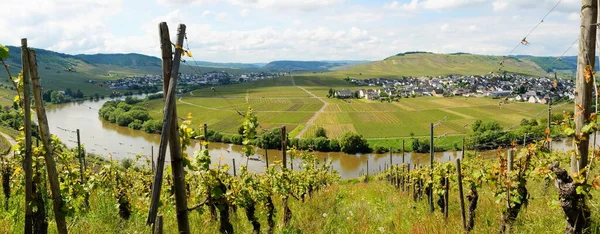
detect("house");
top-left (358, 89), bottom-right (366, 98)
top-left (489, 91), bottom-right (511, 98)
top-left (335, 89), bottom-right (353, 99)
top-left (528, 95), bottom-right (541, 103)
top-left (432, 89), bottom-right (445, 97)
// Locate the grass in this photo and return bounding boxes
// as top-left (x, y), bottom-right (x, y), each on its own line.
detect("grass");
top-left (144, 74), bottom-right (572, 149)
top-left (2, 178), bottom-right (598, 233)
top-left (329, 53), bottom-right (549, 78)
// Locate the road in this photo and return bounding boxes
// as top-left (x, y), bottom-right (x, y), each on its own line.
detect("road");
top-left (291, 75), bottom-right (328, 138)
top-left (0, 131), bottom-right (16, 156)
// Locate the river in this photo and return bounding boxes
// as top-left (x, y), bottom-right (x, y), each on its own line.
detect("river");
top-left (45, 95), bottom-right (580, 179)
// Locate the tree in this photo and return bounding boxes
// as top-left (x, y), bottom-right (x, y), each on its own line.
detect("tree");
top-left (50, 91), bottom-right (65, 104)
top-left (339, 132), bottom-right (369, 154)
top-left (314, 127), bottom-right (327, 138)
top-left (64, 88), bottom-right (73, 97)
top-left (74, 89), bottom-right (84, 99)
top-left (520, 118), bottom-right (530, 127)
top-left (43, 89), bottom-right (53, 102)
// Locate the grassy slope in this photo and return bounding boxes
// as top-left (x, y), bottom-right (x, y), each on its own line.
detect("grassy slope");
top-left (151, 74), bottom-right (570, 136)
top-left (2, 179), bottom-right (597, 233)
top-left (331, 53), bottom-right (548, 78)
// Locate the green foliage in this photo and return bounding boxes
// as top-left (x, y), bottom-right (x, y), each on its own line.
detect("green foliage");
top-left (0, 44), bottom-right (8, 59)
top-left (338, 132), bottom-right (369, 154)
top-left (142, 120), bottom-right (162, 133)
top-left (314, 127), bottom-right (327, 138)
top-left (99, 98), bottom-right (155, 131)
top-left (50, 91), bottom-right (66, 104)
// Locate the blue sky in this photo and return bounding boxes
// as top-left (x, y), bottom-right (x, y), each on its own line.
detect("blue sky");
top-left (1, 0), bottom-right (581, 63)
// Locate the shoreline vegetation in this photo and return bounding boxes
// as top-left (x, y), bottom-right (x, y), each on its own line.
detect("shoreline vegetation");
top-left (97, 97), bottom-right (571, 154)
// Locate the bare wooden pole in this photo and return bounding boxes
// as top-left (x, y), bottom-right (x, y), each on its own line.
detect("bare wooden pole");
top-left (574, 0), bottom-right (598, 175)
top-left (457, 159), bottom-right (467, 231)
top-left (233, 159), bottom-right (237, 176)
top-left (147, 23), bottom-right (191, 233)
top-left (28, 48), bottom-right (68, 233)
top-left (203, 123), bottom-right (208, 149)
top-left (281, 126), bottom-right (287, 169)
top-left (77, 129), bottom-right (85, 183)
top-left (547, 101), bottom-right (552, 150)
top-left (264, 147), bottom-right (269, 169)
top-left (429, 123), bottom-right (434, 213)
top-left (153, 216), bottom-right (163, 234)
top-left (151, 145), bottom-right (155, 173)
top-left (21, 38), bottom-right (33, 234)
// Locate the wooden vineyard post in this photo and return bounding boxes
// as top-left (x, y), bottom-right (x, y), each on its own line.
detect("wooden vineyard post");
top-left (366, 158), bottom-right (369, 182)
top-left (153, 215), bottom-right (163, 234)
top-left (507, 150), bottom-right (514, 211)
top-left (77, 129), bottom-right (85, 183)
top-left (151, 145), bottom-right (155, 173)
top-left (146, 23), bottom-right (190, 234)
top-left (28, 46), bottom-right (68, 233)
top-left (429, 123), bottom-right (434, 213)
top-left (233, 159), bottom-right (237, 177)
top-left (21, 39), bottom-right (34, 234)
top-left (573, 0), bottom-right (597, 175)
top-left (462, 136), bottom-right (465, 159)
top-left (457, 159), bottom-right (467, 231)
top-left (264, 147), bottom-right (269, 169)
top-left (203, 123), bottom-right (208, 150)
top-left (547, 101), bottom-right (552, 150)
top-left (281, 126), bottom-right (287, 169)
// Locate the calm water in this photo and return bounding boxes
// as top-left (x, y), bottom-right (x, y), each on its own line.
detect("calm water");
top-left (45, 96), bottom-right (579, 179)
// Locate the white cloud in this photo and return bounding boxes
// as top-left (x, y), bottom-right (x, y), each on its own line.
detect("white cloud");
top-left (156, 0), bottom-right (345, 10)
top-left (492, 0), bottom-right (579, 13)
top-left (385, 0), bottom-right (487, 11)
top-left (215, 12), bottom-right (230, 21)
top-left (240, 8), bottom-right (250, 17)
top-left (422, 0), bottom-right (487, 10)
top-left (385, 0), bottom-right (419, 11)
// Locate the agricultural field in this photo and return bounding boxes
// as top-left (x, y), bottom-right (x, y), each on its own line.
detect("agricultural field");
top-left (147, 74), bottom-right (572, 143)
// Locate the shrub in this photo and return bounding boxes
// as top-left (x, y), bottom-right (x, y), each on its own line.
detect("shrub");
top-left (116, 112), bottom-right (134, 127)
top-left (142, 120), bottom-right (163, 133)
top-left (230, 135), bottom-right (243, 145)
top-left (314, 127), bottom-right (327, 138)
top-left (328, 139), bottom-right (340, 152)
top-left (339, 132), bottom-right (369, 154)
top-left (313, 137), bottom-right (330, 151)
top-left (128, 120), bottom-right (143, 130)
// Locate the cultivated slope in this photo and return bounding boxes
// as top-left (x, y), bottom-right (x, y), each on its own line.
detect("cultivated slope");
top-left (333, 53), bottom-right (550, 78)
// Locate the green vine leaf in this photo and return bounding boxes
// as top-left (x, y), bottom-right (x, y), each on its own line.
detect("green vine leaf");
top-left (0, 44), bottom-right (8, 59)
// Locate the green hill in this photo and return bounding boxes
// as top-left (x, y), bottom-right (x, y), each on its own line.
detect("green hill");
top-left (331, 52), bottom-right (554, 78)
top-left (263, 60), bottom-right (369, 71)
top-left (0, 46), bottom-right (257, 95)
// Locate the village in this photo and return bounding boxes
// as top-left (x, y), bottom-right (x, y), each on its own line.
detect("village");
top-left (333, 73), bottom-right (575, 104)
top-left (96, 71), bottom-right (287, 91)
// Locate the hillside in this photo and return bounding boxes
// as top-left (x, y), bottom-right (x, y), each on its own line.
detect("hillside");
top-left (263, 60), bottom-right (368, 71)
top-left (331, 52), bottom-right (552, 78)
top-left (0, 46), bottom-right (257, 95)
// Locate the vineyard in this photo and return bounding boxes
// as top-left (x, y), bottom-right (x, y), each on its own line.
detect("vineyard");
top-left (2, 20), bottom-right (600, 234)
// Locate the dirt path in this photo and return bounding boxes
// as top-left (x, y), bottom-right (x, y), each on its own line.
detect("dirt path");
top-left (0, 131), bottom-right (16, 156)
top-left (292, 75), bottom-right (328, 138)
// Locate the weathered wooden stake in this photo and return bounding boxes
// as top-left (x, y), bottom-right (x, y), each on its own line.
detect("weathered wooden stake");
top-left (233, 159), bottom-right (237, 177)
top-left (573, 0), bottom-right (597, 176)
top-left (153, 215), bottom-right (163, 234)
top-left (28, 46), bottom-right (68, 234)
top-left (281, 126), bottom-right (287, 169)
top-left (147, 23), bottom-right (190, 234)
top-left (429, 122), bottom-right (434, 213)
top-left (77, 129), bottom-right (85, 183)
top-left (366, 158), bottom-right (369, 182)
top-left (151, 145), bottom-right (155, 173)
top-left (203, 123), bottom-right (208, 150)
top-left (264, 147), bottom-right (269, 169)
top-left (457, 159), bottom-right (467, 231)
top-left (21, 39), bottom-right (34, 234)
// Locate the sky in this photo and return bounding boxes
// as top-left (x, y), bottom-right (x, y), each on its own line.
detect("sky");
top-left (0, 0), bottom-right (583, 63)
